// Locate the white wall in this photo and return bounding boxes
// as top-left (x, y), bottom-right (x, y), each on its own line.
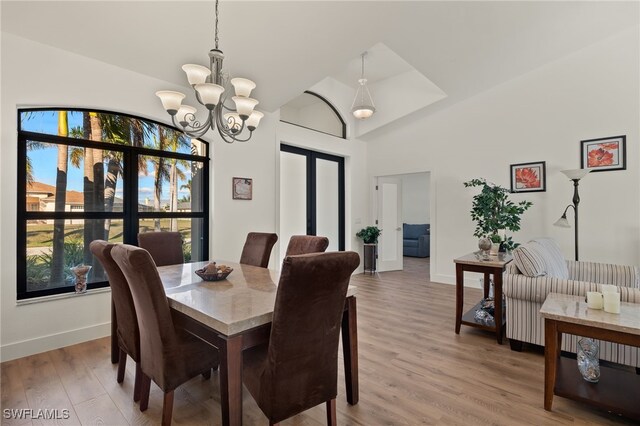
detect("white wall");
top-left (0, 33), bottom-right (369, 361)
top-left (401, 173), bottom-right (430, 224)
top-left (367, 27), bottom-right (640, 285)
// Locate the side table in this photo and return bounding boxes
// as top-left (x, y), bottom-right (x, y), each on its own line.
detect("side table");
top-left (454, 252), bottom-right (512, 344)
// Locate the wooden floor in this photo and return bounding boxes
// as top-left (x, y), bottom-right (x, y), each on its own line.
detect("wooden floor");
top-left (2, 256), bottom-right (636, 425)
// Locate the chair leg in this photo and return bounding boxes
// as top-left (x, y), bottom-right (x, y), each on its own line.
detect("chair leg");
top-left (139, 373), bottom-right (152, 412)
top-left (636, 367), bottom-right (640, 375)
top-left (201, 369), bottom-right (211, 380)
top-left (117, 349), bottom-right (127, 383)
top-left (326, 398), bottom-right (336, 426)
top-left (161, 391), bottom-right (174, 426)
top-left (133, 362), bottom-right (142, 402)
top-left (509, 339), bottom-right (524, 352)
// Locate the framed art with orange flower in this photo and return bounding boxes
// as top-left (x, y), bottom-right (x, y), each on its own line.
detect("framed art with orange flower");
top-left (581, 135), bottom-right (626, 172)
top-left (510, 161), bottom-right (546, 193)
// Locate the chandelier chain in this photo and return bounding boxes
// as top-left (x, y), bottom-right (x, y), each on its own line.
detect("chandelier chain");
top-left (214, 0), bottom-right (219, 49)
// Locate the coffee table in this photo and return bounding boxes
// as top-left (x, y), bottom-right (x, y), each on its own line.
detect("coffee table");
top-left (540, 293), bottom-right (640, 420)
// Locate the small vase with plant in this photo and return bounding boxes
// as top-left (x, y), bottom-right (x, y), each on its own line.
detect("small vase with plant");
top-left (464, 178), bottom-right (532, 253)
top-left (356, 226), bottom-right (382, 244)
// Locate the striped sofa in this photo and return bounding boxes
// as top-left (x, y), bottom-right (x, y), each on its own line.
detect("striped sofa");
top-left (504, 239), bottom-right (640, 368)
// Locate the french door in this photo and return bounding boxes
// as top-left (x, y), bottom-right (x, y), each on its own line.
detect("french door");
top-left (280, 144), bottom-right (345, 260)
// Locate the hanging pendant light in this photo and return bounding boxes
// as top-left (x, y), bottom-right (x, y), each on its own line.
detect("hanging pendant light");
top-left (351, 52), bottom-right (376, 120)
top-left (155, 0), bottom-right (263, 143)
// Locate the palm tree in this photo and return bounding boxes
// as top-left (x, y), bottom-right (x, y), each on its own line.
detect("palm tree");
top-left (50, 111), bottom-right (68, 286)
top-left (164, 129), bottom-right (189, 231)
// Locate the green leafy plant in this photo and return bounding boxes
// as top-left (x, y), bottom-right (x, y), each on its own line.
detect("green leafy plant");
top-left (356, 226), bottom-right (382, 244)
top-left (464, 178), bottom-right (532, 248)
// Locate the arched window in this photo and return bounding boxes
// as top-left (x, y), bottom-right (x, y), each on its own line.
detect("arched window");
top-left (280, 91), bottom-right (346, 139)
top-left (17, 108), bottom-right (209, 299)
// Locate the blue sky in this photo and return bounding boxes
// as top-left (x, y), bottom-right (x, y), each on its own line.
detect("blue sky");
top-left (24, 111), bottom-right (192, 204)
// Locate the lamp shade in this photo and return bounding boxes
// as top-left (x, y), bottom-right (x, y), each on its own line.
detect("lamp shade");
top-left (352, 105), bottom-right (375, 120)
top-left (561, 169), bottom-right (591, 181)
top-left (195, 83), bottom-right (225, 109)
top-left (175, 105), bottom-right (197, 126)
top-left (232, 97), bottom-right (259, 119)
top-left (156, 91), bottom-right (186, 114)
top-left (245, 111), bottom-right (264, 131)
top-left (553, 216), bottom-right (571, 228)
top-left (230, 78), bottom-right (256, 98)
top-left (182, 64), bottom-right (211, 86)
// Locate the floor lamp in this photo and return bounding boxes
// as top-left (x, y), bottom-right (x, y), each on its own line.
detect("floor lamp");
top-left (553, 169), bottom-right (590, 261)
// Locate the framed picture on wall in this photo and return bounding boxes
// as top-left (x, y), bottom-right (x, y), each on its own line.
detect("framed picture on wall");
top-left (581, 135), bottom-right (626, 172)
top-left (510, 161), bottom-right (546, 193)
top-left (232, 177), bottom-right (252, 200)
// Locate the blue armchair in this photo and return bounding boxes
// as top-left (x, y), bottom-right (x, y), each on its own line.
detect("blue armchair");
top-left (403, 223), bottom-right (430, 258)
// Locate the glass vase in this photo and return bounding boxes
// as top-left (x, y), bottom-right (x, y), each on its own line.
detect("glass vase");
top-left (71, 264), bottom-right (92, 294)
top-left (577, 337), bottom-right (600, 383)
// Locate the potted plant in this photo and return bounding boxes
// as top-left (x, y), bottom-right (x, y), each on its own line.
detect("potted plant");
top-left (356, 226), bottom-right (382, 244)
top-left (356, 226), bottom-right (381, 273)
top-left (464, 178), bottom-right (532, 253)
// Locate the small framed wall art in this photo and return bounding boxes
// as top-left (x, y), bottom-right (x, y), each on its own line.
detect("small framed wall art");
top-left (232, 177), bottom-right (253, 200)
top-left (510, 161), bottom-right (546, 193)
top-left (581, 135), bottom-right (626, 172)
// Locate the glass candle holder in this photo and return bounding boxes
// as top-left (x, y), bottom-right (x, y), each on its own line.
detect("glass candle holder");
top-left (71, 264), bottom-right (92, 294)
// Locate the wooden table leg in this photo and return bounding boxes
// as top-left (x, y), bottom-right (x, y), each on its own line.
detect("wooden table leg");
top-left (455, 264), bottom-right (464, 334)
top-left (493, 268), bottom-right (503, 344)
top-left (544, 319), bottom-right (561, 411)
top-left (219, 335), bottom-right (243, 426)
top-left (483, 272), bottom-right (490, 299)
top-left (111, 299), bottom-right (119, 364)
top-left (341, 296), bottom-right (359, 405)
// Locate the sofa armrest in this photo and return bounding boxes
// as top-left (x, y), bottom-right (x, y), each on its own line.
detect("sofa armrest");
top-left (418, 234), bottom-right (429, 247)
top-left (504, 273), bottom-right (640, 304)
top-left (566, 260), bottom-right (639, 288)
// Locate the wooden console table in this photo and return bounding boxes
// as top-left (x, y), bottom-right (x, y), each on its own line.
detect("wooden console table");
top-left (541, 293), bottom-right (640, 420)
top-left (454, 252), bottom-right (512, 344)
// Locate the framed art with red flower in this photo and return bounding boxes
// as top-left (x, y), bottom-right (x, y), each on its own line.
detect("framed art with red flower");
top-left (581, 135), bottom-right (626, 172)
top-left (510, 161), bottom-right (546, 193)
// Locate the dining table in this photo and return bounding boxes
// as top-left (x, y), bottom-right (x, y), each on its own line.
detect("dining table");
top-left (110, 260), bottom-right (359, 426)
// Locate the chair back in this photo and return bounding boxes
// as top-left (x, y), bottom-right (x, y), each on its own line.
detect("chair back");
top-left (89, 240), bottom-right (140, 361)
top-left (137, 231), bottom-right (184, 266)
top-left (261, 251), bottom-right (359, 421)
top-left (284, 235), bottom-right (329, 256)
top-left (111, 244), bottom-right (179, 386)
top-left (240, 232), bottom-right (278, 268)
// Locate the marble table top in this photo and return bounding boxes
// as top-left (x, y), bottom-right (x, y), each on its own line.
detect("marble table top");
top-left (540, 293), bottom-right (640, 336)
top-left (454, 251), bottom-right (513, 267)
top-left (157, 260), bottom-right (357, 336)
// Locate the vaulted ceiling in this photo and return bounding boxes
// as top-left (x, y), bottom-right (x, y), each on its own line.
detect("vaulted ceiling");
top-left (2, 1), bottom-right (638, 137)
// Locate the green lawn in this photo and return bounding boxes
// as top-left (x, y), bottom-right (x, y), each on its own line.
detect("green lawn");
top-left (27, 219), bottom-right (193, 247)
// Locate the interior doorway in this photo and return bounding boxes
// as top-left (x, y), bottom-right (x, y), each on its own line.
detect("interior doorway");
top-left (375, 172), bottom-right (431, 280)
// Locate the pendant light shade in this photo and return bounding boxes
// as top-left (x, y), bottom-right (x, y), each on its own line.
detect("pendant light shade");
top-left (351, 52), bottom-right (376, 120)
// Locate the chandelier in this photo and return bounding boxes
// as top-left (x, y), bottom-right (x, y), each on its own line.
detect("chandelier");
top-left (351, 52), bottom-right (376, 120)
top-left (155, 0), bottom-right (263, 143)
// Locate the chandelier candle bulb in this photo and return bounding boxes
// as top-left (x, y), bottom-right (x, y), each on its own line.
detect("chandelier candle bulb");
top-left (182, 64), bottom-right (212, 85)
top-left (586, 292), bottom-right (603, 309)
top-left (156, 91), bottom-right (186, 115)
top-left (603, 291), bottom-right (621, 314)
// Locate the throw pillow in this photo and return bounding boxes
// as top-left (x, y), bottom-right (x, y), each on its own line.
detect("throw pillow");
top-left (530, 238), bottom-right (569, 279)
top-left (513, 243), bottom-right (548, 277)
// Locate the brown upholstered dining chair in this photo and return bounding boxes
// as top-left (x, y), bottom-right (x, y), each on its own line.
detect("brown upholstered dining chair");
top-left (111, 244), bottom-right (219, 426)
top-left (240, 232), bottom-right (278, 268)
top-left (242, 251), bottom-right (360, 425)
top-left (89, 240), bottom-right (142, 402)
top-left (284, 235), bottom-right (329, 256)
top-left (137, 231), bottom-right (184, 266)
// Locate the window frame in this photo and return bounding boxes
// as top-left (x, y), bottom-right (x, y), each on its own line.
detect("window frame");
top-left (17, 107), bottom-right (210, 300)
top-left (279, 91), bottom-right (347, 139)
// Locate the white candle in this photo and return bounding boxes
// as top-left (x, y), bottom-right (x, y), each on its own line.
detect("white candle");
top-left (603, 292), bottom-right (621, 314)
top-left (601, 284), bottom-right (618, 294)
top-left (586, 292), bottom-right (603, 309)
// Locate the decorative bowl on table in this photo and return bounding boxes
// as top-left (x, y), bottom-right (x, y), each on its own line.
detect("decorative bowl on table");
top-left (195, 262), bottom-right (233, 281)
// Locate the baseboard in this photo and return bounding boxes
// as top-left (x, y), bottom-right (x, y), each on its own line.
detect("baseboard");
top-left (431, 273), bottom-right (482, 289)
top-left (0, 322), bottom-right (111, 362)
